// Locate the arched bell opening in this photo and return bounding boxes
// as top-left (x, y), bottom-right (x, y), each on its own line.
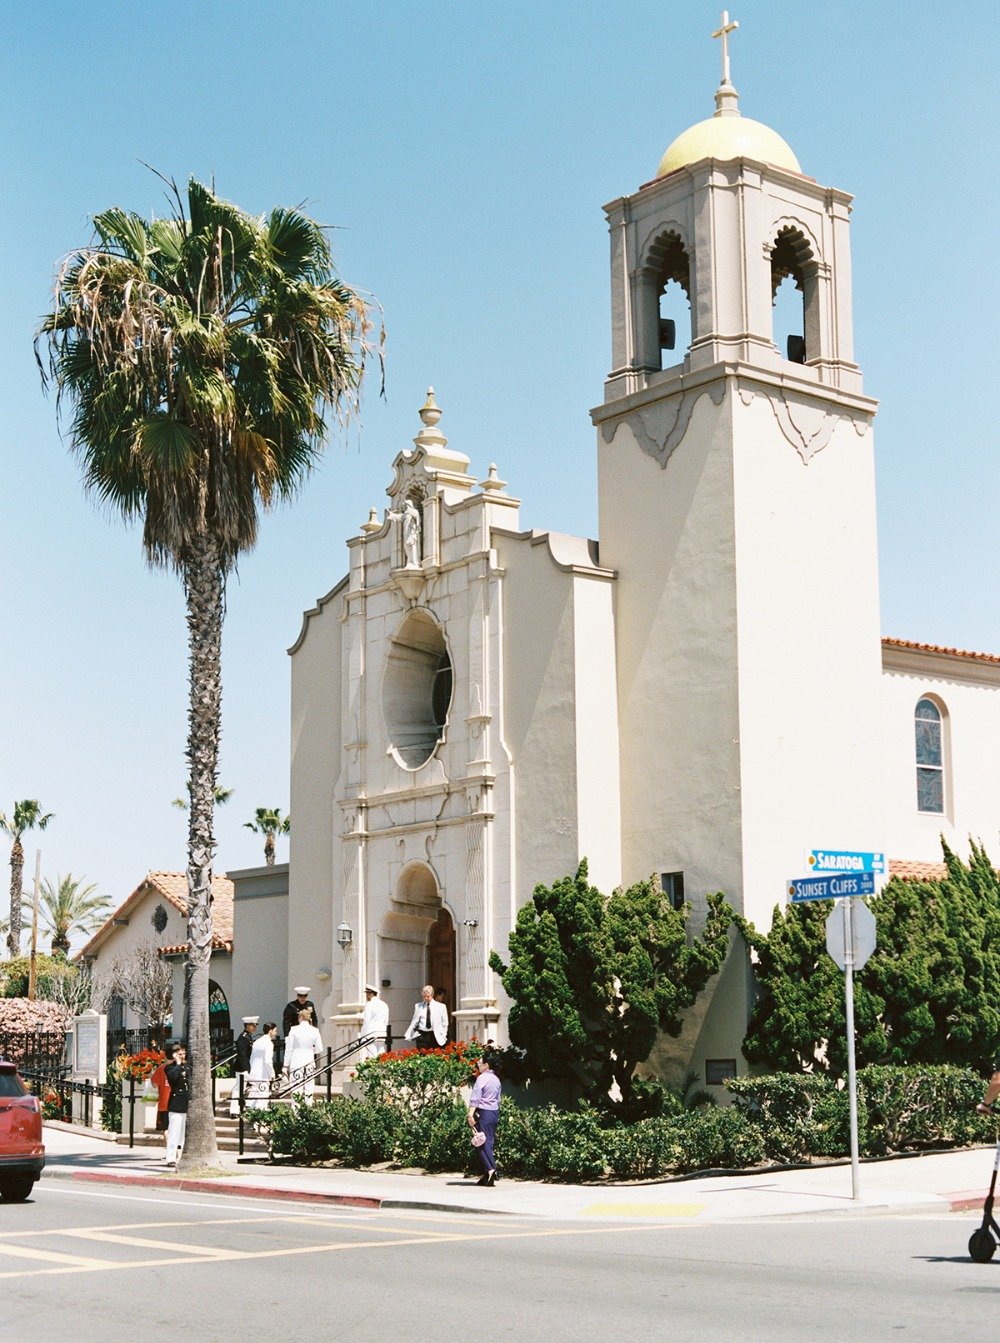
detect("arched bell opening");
top-left (771, 226), bottom-right (818, 365)
top-left (647, 229), bottom-right (692, 371)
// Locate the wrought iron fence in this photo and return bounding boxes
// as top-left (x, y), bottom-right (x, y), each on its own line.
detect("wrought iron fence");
top-left (107, 1023), bottom-right (234, 1062)
top-left (0, 1030), bottom-right (67, 1073)
top-left (21, 1068), bottom-right (99, 1129)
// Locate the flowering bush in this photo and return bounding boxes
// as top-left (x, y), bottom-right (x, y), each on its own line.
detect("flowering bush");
top-left (115, 1048), bottom-right (165, 1081)
top-left (355, 1038), bottom-right (483, 1111)
top-left (41, 1089), bottom-right (64, 1121)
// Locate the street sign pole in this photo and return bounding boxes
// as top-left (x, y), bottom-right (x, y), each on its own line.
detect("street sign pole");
top-left (843, 898), bottom-right (861, 1201)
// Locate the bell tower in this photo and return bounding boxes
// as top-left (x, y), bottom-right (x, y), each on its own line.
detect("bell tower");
top-left (594, 12), bottom-right (885, 1047)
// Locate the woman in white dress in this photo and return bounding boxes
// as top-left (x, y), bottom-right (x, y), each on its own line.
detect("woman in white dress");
top-left (283, 1008), bottom-right (323, 1104)
top-left (247, 1022), bottom-right (278, 1109)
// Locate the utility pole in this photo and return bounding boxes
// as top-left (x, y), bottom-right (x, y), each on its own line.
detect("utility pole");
top-left (27, 850), bottom-right (41, 1000)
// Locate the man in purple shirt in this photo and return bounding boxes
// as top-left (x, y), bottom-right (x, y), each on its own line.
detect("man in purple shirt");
top-left (467, 1056), bottom-right (501, 1186)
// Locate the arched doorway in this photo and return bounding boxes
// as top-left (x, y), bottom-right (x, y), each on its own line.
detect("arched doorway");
top-left (379, 862), bottom-right (455, 1044)
top-left (427, 907), bottom-right (456, 1042)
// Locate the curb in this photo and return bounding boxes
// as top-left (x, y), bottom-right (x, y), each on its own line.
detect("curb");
top-left (42, 1167), bottom-right (381, 1209)
top-left (40, 1165), bottom-right (503, 1216)
top-left (947, 1190), bottom-right (987, 1213)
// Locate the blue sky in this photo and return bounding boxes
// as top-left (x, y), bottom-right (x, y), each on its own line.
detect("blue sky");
top-left (2, 1), bottom-right (998, 927)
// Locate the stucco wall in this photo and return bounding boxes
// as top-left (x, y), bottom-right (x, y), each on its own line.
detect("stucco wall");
top-left (499, 536), bottom-right (580, 899)
top-left (597, 390), bottom-right (743, 913)
top-left (229, 863), bottom-right (290, 1031)
top-left (881, 657), bottom-right (1000, 863)
top-left (732, 394), bottom-right (885, 934)
top-left (288, 581), bottom-right (344, 1031)
top-left (86, 889), bottom-right (188, 1031)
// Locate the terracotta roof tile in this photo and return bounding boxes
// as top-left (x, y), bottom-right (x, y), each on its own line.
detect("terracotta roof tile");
top-left (158, 935), bottom-right (234, 956)
top-left (77, 872), bottom-right (234, 959)
top-left (888, 858), bottom-right (948, 882)
top-left (882, 637), bottom-right (1000, 666)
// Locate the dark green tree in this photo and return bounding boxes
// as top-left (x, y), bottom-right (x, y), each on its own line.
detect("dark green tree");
top-left (489, 861), bottom-right (731, 1115)
top-left (741, 841), bottom-right (1000, 1075)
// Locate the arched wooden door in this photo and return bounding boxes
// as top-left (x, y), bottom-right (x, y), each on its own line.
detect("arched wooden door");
top-left (427, 908), bottom-right (456, 1042)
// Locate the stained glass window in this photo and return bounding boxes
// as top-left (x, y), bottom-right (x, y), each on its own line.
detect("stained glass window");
top-left (915, 698), bottom-right (944, 814)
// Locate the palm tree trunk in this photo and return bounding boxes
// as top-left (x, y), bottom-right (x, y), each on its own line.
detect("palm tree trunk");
top-left (8, 838), bottom-right (24, 956)
top-left (264, 833), bottom-right (275, 866)
top-left (180, 535), bottom-right (224, 1168)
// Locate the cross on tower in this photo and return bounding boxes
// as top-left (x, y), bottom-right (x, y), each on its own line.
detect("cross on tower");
top-left (712, 10), bottom-right (739, 86)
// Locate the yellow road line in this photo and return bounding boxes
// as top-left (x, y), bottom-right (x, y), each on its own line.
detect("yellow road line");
top-left (64, 1229), bottom-right (237, 1258)
top-left (0, 1242), bottom-right (109, 1269)
top-left (0, 1219), bottom-right (673, 1279)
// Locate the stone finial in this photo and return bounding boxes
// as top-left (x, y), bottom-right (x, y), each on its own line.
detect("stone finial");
top-left (361, 506), bottom-right (381, 535)
top-left (413, 386), bottom-right (448, 451)
top-left (479, 462), bottom-right (507, 494)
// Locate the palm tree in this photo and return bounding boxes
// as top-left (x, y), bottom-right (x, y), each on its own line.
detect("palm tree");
top-left (0, 802), bottom-right (54, 956)
top-left (172, 785), bottom-right (234, 810)
top-left (244, 807), bottom-right (291, 866)
top-left (38, 177), bottom-right (379, 1167)
top-left (26, 874), bottom-right (113, 956)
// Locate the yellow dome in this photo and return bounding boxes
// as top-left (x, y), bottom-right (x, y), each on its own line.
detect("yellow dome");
top-left (657, 114), bottom-right (801, 178)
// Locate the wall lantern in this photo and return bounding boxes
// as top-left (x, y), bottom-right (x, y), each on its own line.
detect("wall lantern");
top-left (336, 922), bottom-right (353, 948)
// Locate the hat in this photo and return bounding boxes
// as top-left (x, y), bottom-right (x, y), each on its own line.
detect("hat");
top-left (364, 983), bottom-right (379, 994)
top-left (241, 1016), bottom-right (259, 1025)
top-left (293, 986), bottom-right (311, 995)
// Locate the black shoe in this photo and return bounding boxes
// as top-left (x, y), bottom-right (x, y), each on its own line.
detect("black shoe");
top-left (476, 1175), bottom-right (489, 1186)
top-left (486, 1170), bottom-right (497, 1187)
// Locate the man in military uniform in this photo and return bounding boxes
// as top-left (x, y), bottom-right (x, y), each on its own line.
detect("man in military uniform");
top-left (279, 987), bottom-right (315, 1071)
top-left (229, 1015), bottom-right (258, 1117)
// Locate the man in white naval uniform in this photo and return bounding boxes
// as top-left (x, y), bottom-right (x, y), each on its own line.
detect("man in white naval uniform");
top-left (359, 984), bottom-right (390, 1059)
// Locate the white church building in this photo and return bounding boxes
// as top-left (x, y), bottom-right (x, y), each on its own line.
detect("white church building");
top-left (233, 43), bottom-right (1000, 1091)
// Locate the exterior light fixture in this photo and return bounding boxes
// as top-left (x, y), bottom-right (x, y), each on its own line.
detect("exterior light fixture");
top-left (462, 918), bottom-right (479, 928)
top-left (336, 922), bottom-right (353, 948)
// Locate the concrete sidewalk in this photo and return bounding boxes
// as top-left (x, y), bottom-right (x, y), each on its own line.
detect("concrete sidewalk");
top-left (38, 1122), bottom-right (997, 1225)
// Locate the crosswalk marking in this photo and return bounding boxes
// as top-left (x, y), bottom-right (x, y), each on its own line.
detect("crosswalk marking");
top-left (0, 1215), bottom-right (664, 1280)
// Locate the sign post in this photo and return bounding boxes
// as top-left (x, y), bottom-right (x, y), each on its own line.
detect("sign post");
top-left (843, 899), bottom-right (861, 1201)
top-left (788, 848), bottom-right (882, 1203)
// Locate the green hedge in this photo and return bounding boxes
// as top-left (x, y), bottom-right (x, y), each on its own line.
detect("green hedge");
top-left (254, 1064), bottom-right (997, 1183)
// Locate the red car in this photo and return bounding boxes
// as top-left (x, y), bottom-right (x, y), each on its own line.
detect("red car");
top-left (0, 1061), bottom-right (45, 1202)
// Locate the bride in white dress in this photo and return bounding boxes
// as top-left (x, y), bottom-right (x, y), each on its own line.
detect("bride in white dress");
top-left (283, 1009), bottom-right (323, 1104)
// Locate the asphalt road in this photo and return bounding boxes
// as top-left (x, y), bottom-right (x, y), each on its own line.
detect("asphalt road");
top-left (2, 1183), bottom-right (996, 1340)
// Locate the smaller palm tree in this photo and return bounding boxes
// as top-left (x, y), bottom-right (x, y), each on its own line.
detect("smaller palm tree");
top-left (244, 808), bottom-right (291, 866)
top-left (26, 874), bottom-right (113, 956)
top-left (0, 801), bottom-right (54, 956)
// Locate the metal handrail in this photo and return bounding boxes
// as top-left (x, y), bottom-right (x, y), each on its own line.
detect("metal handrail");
top-left (234, 1034), bottom-right (379, 1156)
top-left (211, 1049), bottom-right (238, 1078)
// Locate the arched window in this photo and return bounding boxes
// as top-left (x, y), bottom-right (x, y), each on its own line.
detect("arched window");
top-left (382, 610), bottom-right (453, 768)
top-left (914, 697), bottom-right (945, 814)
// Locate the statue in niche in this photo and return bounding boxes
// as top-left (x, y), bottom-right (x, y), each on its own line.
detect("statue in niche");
top-left (388, 497), bottom-right (422, 568)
